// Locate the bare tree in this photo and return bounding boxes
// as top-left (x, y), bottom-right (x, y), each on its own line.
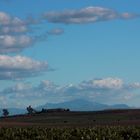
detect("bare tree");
top-left (2, 109), bottom-right (9, 117)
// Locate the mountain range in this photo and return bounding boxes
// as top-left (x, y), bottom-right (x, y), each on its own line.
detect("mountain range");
top-left (36, 99), bottom-right (130, 111)
top-left (0, 99), bottom-right (130, 116)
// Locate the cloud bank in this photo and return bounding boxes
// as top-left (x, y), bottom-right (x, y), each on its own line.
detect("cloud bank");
top-left (43, 6), bottom-right (139, 24)
top-left (0, 11), bottom-right (63, 54)
top-left (1, 77), bottom-right (140, 107)
top-left (0, 7), bottom-right (138, 53)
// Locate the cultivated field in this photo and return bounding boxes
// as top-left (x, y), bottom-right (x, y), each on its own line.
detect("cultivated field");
top-left (0, 109), bottom-right (140, 127)
top-left (0, 126), bottom-right (140, 140)
top-left (0, 109), bottom-right (140, 139)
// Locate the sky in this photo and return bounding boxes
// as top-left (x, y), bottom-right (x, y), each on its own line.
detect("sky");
top-left (0, 0), bottom-right (140, 108)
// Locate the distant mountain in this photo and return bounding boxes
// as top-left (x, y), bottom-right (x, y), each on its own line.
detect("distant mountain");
top-left (0, 99), bottom-right (130, 116)
top-left (109, 104), bottom-right (130, 109)
top-left (37, 99), bottom-right (130, 111)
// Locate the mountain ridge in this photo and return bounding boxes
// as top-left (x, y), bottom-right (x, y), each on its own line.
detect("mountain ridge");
top-left (37, 99), bottom-right (130, 111)
top-left (0, 99), bottom-right (130, 116)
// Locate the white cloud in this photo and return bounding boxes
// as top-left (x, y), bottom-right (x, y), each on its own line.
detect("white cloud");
top-left (14, 83), bottom-right (32, 91)
top-left (0, 12), bottom-right (27, 34)
top-left (1, 77), bottom-right (140, 107)
top-left (0, 35), bottom-right (33, 53)
top-left (0, 12), bottom-right (27, 27)
top-left (3, 83), bottom-right (32, 94)
top-left (0, 7), bottom-right (137, 54)
top-left (0, 12), bottom-right (11, 25)
top-left (43, 6), bottom-right (139, 24)
top-left (0, 55), bottom-right (48, 80)
top-left (129, 82), bottom-right (140, 88)
top-left (93, 78), bottom-right (123, 89)
top-left (0, 12), bottom-right (33, 53)
top-left (0, 25), bottom-right (27, 34)
top-left (0, 11), bottom-right (64, 54)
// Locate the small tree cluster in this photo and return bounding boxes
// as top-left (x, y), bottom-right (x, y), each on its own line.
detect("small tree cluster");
top-left (26, 105), bottom-right (36, 114)
top-left (2, 109), bottom-right (9, 117)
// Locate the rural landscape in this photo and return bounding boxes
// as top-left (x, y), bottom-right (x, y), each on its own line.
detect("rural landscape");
top-left (0, 101), bottom-right (140, 139)
top-left (1, 107), bottom-right (140, 139)
top-left (0, 0), bottom-right (140, 139)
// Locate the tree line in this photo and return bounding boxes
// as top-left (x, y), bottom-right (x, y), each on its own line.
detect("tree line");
top-left (2, 105), bottom-right (70, 117)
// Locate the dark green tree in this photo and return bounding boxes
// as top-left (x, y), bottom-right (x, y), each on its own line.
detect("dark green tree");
top-left (26, 105), bottom-right (35, 114)
top-left (2, 109), bottom-right (9, 117)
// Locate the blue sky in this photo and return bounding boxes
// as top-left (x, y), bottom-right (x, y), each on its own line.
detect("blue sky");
top-left (0, 0), bottom-right (140, 108)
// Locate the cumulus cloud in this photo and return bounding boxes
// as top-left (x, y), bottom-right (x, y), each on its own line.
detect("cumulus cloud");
top-left (0, 12), bottom-right (28, 34)
top-left (79, 78), bottom-right (124, 90)
top-left (0, 35), bottom-right (33, 53)
top-left (0, 12), bottom-right (12, 25)
top-left (0, 11), bottom-right (64, 54)
top-left (0, 11), bottom-right (48, 54)
top-left (0, 7), bottom-right (138, 54)
top-left (1, 77), bottom-right (140, 107)
top-left (0, 55), bottom-right (48, 80)
top-left (43, 6), bottom-right (139, 24)
top-left (0, 12), bottom-right (34, 53)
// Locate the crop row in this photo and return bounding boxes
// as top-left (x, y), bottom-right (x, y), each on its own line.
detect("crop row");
top-left (0, 126), bottom-right (140, 140)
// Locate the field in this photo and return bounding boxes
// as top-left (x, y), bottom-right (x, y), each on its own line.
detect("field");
top-left (1, 109), bottom-right (140, 127)
top-left (0, 109), bottom-right (140, 139)
top-left (0, 126), bottom-right (140, 140)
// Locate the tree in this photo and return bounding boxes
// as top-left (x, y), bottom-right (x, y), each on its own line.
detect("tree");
top-left (26, 105), bottom-right (35, 114)
top-left (41, 108), bottom-right (47, 113)
top-left (2, 109), bottom-right (9, 117)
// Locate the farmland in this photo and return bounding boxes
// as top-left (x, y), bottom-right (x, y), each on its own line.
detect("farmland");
top-left (0, 109), bottom-right (140, 139)
top-left (1, 109), bottom-right (140, 127)
top-left (0, 126), bottom-right (140, 140)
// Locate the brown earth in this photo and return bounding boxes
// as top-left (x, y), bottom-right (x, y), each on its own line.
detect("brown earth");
top-left (0, 109), bottom-right (140, 128)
